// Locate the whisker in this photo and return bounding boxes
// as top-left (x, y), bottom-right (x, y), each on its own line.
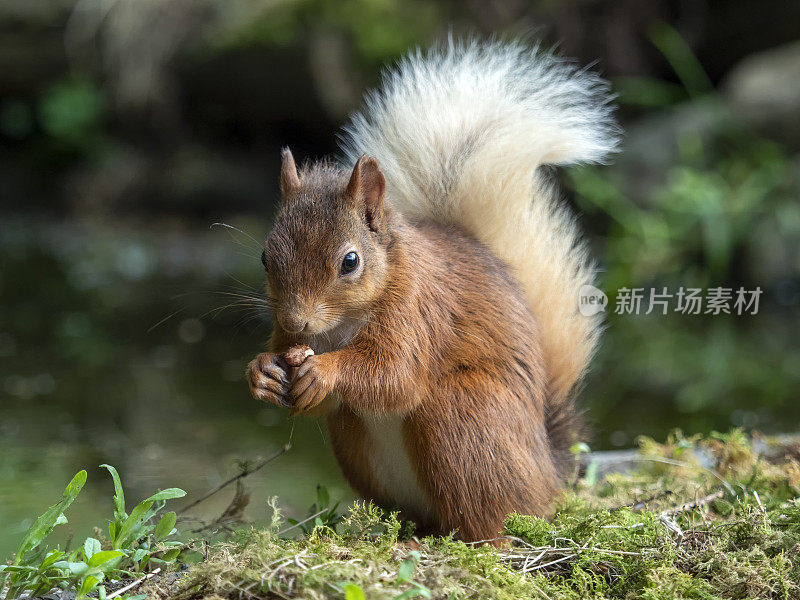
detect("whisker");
top-left (233, 313), bottom-right (270, 336)
top-left (224, 272), bottom-right (261, 293)
top-left (199, 301), bottom-right (270, 321)
top-left (315, 420), bottom-right (326, 443)
top-left (210, 222), bottom-right (263, 249)
top-left (167, 289), bottom-right (275, 306)
top-left (148, 306), bottom-right (189, 332)
top-left (198, 290), bottom-right (277, 307)
top-left (233, 249), bottom-right (264, 262)
top-left (149, 279), bottom-right (273, 337)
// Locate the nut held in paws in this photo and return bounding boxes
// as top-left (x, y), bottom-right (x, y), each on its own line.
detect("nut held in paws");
top-left (284, 345), bottom-right (314, 367)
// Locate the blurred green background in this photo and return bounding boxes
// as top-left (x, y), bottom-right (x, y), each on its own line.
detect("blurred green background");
top-left (1, 0), bottom-right (799, 557)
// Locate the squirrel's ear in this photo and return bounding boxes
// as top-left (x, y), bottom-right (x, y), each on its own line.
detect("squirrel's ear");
top-left (346, 155), bottom-right (386, 233)
top-left (280, 147), bottom-right (301, 196)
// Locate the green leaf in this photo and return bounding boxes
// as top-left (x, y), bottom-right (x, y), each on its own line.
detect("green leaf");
top-left (161, 548), bottom-right (181, 562)
top-left (397, 560), bottom-right (414, 582)
top-left (344, 584), bottom-right (366, 600)
top-left (41, 549), bottom-right (66, 569)
top-left (316, 485), bottom-right (330, 508)
top-left (114, 500), bottom-right (154, 549)
top-left (144, 488), bottom-right (186, 503)
top-left (84, 537), bottom-right (101, 560)
top-left (100, 464), bottom-right (127, 523)
top-left (1, 565), bottom-right (38, 572)
top-left (154, 512), bottom-right (177, 540)
top-left (87, 550), bottom-right (124, 568)
top-left (14, 470), bottom-right (87, 564)
top-left (397, 551), bottom-right (421, 583)
top-left (133, 547), bottom-right (147, 562)
top-left (67, 561), bottom-right (90, 577)
top-left (78, 575), bottom-right (100, 599)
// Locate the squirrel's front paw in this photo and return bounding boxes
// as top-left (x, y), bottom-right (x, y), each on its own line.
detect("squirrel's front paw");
top-left (289, 354), bottom-right (337, 415)
top-left (247, 353), bottom-right (290, 407)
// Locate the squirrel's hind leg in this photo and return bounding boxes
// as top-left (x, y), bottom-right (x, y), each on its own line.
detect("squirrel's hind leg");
top-left (405, 376), bottom-right (561, 543)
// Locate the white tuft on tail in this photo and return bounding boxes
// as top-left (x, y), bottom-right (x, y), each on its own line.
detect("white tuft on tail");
top-left (340, 39), bottom-right (619, 404)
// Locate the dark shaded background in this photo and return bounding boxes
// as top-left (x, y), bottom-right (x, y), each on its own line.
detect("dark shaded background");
top-left (1, 0), bottom-right (799, 556)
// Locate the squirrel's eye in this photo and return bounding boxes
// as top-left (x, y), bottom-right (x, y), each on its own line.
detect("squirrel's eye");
top-left (340, 251), bottom-right (359, 275)
top-left (261, 250), bottom-right (268, 271)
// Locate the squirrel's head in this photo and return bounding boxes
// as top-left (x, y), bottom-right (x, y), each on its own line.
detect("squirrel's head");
top-left (262, 148), bottom-right (390, 336)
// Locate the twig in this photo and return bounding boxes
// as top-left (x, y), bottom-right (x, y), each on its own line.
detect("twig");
top-left (189, 478), bottom-right (252, 534)
top-left (659, 514), bottom-right (684, 538)
top-left (616, 490), bottom-right (674, 511)
top-left (525, 553), bottom-right (576, 572)
top-left (277, 508), bottom-right (329, 536)
top-left (178, 443), bottom-right (291, 514)
top-left (660, 490), bottom-right (724, 517)
top-left (106, 568), bottom-right (161, 599)
top-left (465, 535), bottom-right (512, 545)
top-left (580, 547), bottom-right (641, 557)
top-left (531, 580), bottom-right (553, 600)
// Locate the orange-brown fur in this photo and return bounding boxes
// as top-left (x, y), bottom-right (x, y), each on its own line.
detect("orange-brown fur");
top-left (246, 153), bottom-right (577, 542)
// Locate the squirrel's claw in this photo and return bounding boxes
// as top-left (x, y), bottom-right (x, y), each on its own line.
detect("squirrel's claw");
top-left (289, 354), bottom-right (334, 415)
top-left (290, 384), bottom-right (327, 416)
top-left (247, 352), bottom-right (290, 407)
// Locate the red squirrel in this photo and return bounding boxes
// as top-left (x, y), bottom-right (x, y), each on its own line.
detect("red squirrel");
top-left (246, 39), bottom-right (618, 542)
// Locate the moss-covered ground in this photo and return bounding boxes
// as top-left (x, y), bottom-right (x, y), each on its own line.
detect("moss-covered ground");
top-left (150, 430), bottom-right (800, 599)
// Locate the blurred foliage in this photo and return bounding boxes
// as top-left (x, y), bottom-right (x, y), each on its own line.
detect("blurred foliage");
top-left (39, 79), bottom-right (106, 147)
top-left (209, 0), bottom-right (444, 67)
top-left (569, 25), bottom-right (800, 443)
top-left (573, 120), bottom-right (796, 289)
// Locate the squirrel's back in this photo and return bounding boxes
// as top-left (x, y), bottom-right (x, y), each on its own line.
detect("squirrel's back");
top-left (340, 39), bottom-right (619, 458)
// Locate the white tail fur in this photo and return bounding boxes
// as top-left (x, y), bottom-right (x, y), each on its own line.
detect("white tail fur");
top-left (340, 39), bottom-right (619, 403)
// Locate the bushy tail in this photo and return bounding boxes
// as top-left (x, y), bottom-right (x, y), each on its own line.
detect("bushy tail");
top-left (340, 39), bottom-right (619, 451)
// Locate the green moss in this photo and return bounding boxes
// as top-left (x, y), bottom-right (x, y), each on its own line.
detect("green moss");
top-left (156, 431), bottom-right (800, 600)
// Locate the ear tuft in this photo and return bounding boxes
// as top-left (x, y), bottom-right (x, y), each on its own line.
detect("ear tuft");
top-left (280, 147), bottom-right (301, 195)
top-left (346, 155), bottom-right (386, 232)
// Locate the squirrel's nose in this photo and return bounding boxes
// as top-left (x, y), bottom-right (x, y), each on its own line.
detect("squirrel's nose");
top-left (278, 313), bottom-right (308, 334)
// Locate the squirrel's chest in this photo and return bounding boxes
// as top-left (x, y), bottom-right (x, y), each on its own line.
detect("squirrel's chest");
top-left (359, 413), bottom-right (434, 523)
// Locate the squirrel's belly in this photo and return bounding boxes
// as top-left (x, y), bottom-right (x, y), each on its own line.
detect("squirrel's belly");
top-left (360, 413), bottom-right (434, 523)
